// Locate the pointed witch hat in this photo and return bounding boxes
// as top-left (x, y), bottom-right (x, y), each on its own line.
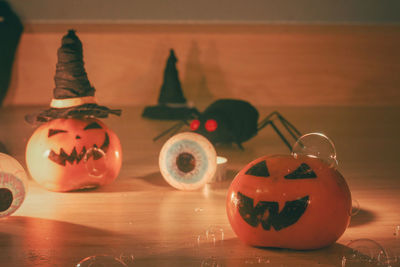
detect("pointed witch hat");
top-left (26, 30), bottom-right (121, 124)
top-left (142, 49), bottom-right (198, 120)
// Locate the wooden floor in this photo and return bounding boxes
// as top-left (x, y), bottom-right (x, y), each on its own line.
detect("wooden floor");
top-left (0, 105), bottom-right (399, 266)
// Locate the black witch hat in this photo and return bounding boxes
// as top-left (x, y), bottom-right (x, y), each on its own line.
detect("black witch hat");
top-left (142, 49), bottom-right (198, 120)
top-left (26, 30), bottom-right (121, 124)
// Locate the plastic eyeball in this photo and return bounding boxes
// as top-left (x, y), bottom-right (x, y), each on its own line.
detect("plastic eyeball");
top-left (292, 132), bottom-right (338, 168)
top-left (159, 132), bottom-right (217, 190)
top-left (0, 152), bottom-right (27, 219)
top-left (76, 255), bottom-right (127, 267)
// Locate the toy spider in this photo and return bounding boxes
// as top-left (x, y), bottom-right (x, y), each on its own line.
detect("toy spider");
top-left (154, 99), bottom-right (301, 150)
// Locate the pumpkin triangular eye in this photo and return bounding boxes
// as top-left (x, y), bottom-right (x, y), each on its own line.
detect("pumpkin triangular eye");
top-left (245, 160), bottom-right (270, 177)
top-left (48, 129), bottom-right (67, 137)
top-left (84, 122), bottom-right (102, 130)
top-left (284, 163), bottom-right (317, 179)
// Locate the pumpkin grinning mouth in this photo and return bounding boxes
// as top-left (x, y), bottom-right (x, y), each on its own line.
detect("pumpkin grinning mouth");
top-left (236, 191), bottom-right (309, 231)
top-left (48, 133), bottom-right (110, 166)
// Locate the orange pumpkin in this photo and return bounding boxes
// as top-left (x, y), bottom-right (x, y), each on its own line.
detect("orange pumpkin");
top-left (26, 118), bottom-right (122, 192)
top-left (226, 154), bottom-right (351, 250)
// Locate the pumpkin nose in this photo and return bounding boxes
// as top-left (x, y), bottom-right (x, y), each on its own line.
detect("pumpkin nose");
top-left (75, 135), bottom-right (81, 139)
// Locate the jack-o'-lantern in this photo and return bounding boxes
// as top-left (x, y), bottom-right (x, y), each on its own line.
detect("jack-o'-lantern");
top-left (26, 118), bottom-right (122, 192)
top-left (25, 30), bottom-right (122, 192)
top-left (226, 155), bottom-right (352, 250)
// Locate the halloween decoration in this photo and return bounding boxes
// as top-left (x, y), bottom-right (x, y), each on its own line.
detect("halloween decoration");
top-left (25, 30), bottom-right (122, 192)
top-left (159, 132), bottom-right (228, 190)
top-left (26, 118), bottom-right (122, 192)
top-left (0, 1), bottom-right (23, 105)
top-left (25, 30), bottom-right (121, 124)
top-left (142, 49), bottom-right (198, 120)
top-left (154, 99), bottom-right (301, 150)
top-left (0, 152), bottom-right (27, 218)
top-left (212, 156), bottom-right (228, 183)
top-left (226, 154), bottom-right (351, 250)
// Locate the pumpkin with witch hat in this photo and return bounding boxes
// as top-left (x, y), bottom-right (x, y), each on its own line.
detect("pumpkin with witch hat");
top-left (25, 30), bottom-right (122, 192)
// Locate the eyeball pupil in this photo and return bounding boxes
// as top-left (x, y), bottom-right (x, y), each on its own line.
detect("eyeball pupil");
top-left (190, 120), bottom-right (200, 131)
top-left (205, 119), bottom-right (218, 132)
top-left (176, 152), bottom-right (196, 173)
top-left (0, 188), bottom-right (13, 212)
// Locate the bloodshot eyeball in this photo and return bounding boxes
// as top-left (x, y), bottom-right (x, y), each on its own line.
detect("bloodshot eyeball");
top-left (159, 132), bottom-right (218, 191)
top-left (0, 152), bottom-right (27, 218)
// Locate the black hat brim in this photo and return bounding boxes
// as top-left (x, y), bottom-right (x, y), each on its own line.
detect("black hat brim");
top-left (25, 103), bottom-right (121, 124)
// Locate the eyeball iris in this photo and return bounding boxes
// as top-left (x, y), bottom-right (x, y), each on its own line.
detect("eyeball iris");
top-left (176, 152), bottom-right (196, 173)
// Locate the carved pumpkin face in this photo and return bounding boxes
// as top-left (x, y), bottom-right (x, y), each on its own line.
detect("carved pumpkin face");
top-left (226, 154), bottom-right (352, 250)
top-left (26, 118), bottom-right (122, 192)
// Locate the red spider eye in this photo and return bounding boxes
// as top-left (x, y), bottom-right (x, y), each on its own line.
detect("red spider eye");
top-left (205, 119), bottom-right (218, 132)
top-left (190, 119), bottom-right (200, 131)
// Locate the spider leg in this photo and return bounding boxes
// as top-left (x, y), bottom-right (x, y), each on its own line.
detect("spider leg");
top-left (169, 120), bottom-right (189, 137)
top-left (257, 111), bottom-right (279, 130)
top-left (269, 121), bottom-right (293, 150)
top-left (236, 142), bottom-right (244, 150)
top-left (277, 113), bottom-right (301, 138)
top-left (257, 111), bottom-right (301, 151)
top-left (153, 121), bottom-right (186, 142)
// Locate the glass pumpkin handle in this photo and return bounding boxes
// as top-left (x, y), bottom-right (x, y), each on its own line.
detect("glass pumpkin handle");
top-left (291, 132), bottom-right (338, 168)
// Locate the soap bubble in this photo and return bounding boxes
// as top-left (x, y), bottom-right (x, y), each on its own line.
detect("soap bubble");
top-left (292, 133), bottom-right (338, 168)
top-left (395, 225), bottom-right (400, 238)
top-left (76, 255), bottom-right (127, 267)
top-left (200, 256), bottom-right (222, 267)
top-left (194, 207), bottom-right (204, 212)
top-left (244, 256), bottom-right (270, 264)
top-left (206, 225), bottom-right (224, 243)
top-left (118, 253), bottom-right (135, 265)
top-left (0, 152), bottom-right (27, 219)
top-left (197, 226), bottom-right (224, 246)
top-left (84, 147), bottom-right (107, 178)
top-left (342, 239), bottom-right (390, 267)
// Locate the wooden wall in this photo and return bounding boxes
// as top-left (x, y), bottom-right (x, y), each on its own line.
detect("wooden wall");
top-left (4, 23), bottom-right (400, 108)
top-left (8, 0), bottom-right (400, 24)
